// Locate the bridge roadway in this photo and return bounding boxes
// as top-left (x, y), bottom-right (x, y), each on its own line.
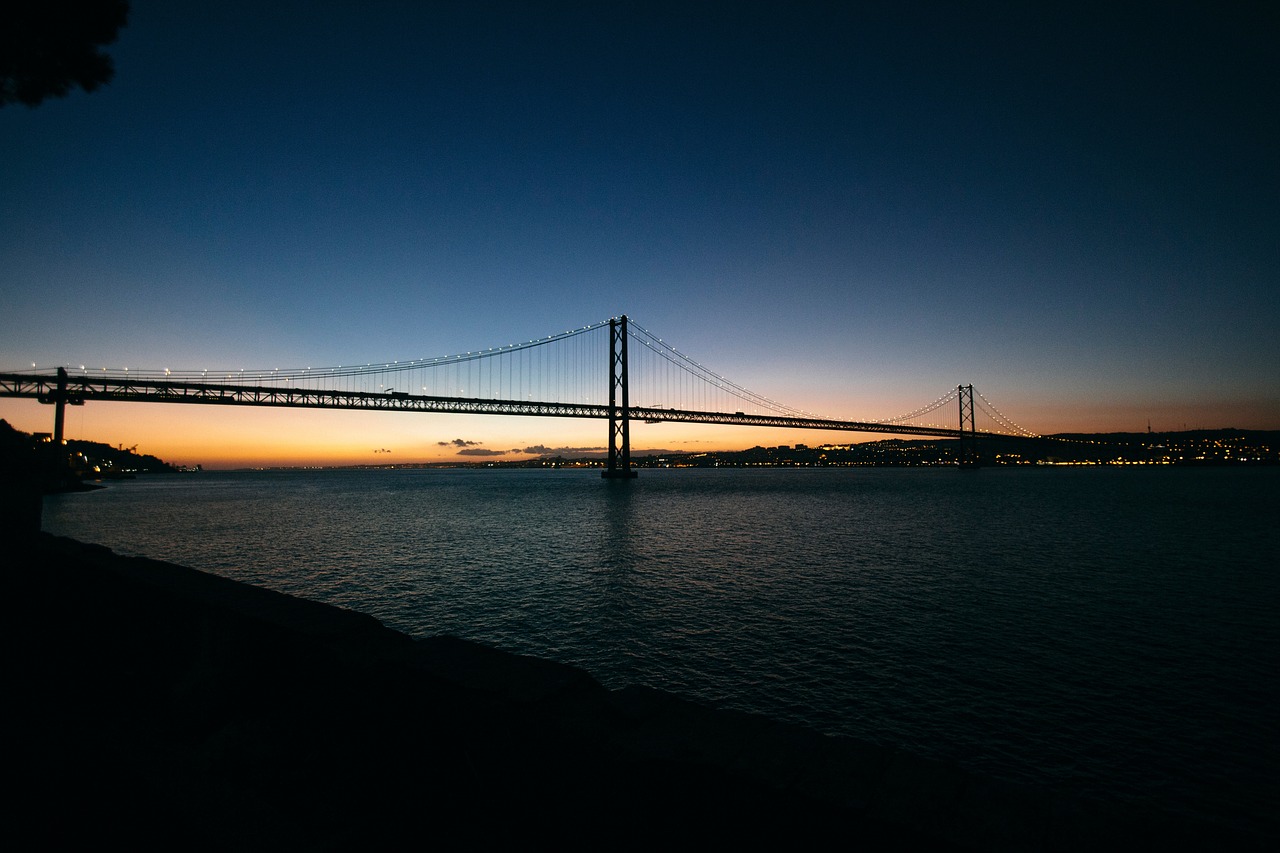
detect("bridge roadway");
top-left (0, 370), bottom-right (977, 440)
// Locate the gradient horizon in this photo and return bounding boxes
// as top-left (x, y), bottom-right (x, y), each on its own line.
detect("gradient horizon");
top-left (1, 367), bottom-right (1274, 469)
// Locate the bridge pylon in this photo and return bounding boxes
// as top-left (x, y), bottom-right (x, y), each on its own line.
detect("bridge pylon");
top-left (602, 315), bottom-right (638, 478)
top-left (36, 367), bottom-right (83, 445)
top-left (957, 384), bottom-right (980, 469)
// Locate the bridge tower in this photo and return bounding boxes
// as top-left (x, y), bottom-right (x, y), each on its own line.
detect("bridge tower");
top-left (37, 367), bottom-right (82, 445)
top-left (602, 315), bottom-right (638, 478)
top-left (957, 384), bottom-right (979, 469)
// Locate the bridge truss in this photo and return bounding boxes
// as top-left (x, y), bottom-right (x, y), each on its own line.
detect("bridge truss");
top-left (0, 315), bottom-right (1038, 475)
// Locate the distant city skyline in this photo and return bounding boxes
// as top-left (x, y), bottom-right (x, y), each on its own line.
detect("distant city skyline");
top-left (3, 1), bottom-right (1277, 466)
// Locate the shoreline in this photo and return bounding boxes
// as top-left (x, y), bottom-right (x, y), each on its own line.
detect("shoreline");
top-left (9, 533), bottom-right (1270, 849)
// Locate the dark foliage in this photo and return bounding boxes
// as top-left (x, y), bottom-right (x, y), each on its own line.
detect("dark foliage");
top-left (1, 0), bottom-right (129, 107)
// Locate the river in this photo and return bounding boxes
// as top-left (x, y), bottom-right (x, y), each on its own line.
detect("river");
top-left (42, 465), bottom-right (1279, 838)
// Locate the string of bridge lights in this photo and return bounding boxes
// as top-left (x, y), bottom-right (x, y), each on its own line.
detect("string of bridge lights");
top-left (871, 386), bottom-right (962, 425)
top-left (974, 390), bottom-right (1041, 437)
top-left (29, 321), bottom-right (613, 382)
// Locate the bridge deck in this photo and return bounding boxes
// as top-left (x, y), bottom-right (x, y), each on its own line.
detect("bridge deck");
top-left (1, 371), bottom-right (981, 439)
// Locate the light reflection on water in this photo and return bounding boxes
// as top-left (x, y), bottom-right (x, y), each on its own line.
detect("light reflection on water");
top-left (43, 466), bottom-right (1280, 834)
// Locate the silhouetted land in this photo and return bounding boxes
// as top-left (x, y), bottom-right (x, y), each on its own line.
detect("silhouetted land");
top-left (337, 430), bottom-right (1279, 470)
top-left (6, 419), bottom-right (1274, 476)
top-left (2, 425), bottom-right (1273, 848)
top-left (627, 429), bottom-right (1280, 468)
top-left (9, 533), bottom-right (1272, 851)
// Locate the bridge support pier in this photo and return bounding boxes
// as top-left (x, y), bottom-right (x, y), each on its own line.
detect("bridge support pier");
top-left (603, 315), bottom-right (637, 479)
top-left (957, 384), bottom-right (980, 469)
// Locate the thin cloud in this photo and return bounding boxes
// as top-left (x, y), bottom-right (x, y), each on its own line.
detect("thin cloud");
top-left (523, 445), bottom-right (606, 455)
top-left (439, 438), bottom-right (481, 447)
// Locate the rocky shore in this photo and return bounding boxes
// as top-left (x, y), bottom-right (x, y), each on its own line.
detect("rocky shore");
top-left (7, 533), bottom-right (1267, 850)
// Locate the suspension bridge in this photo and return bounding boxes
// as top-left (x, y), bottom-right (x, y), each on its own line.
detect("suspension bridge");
top-left (0, 316), bottom-right (1040, 476)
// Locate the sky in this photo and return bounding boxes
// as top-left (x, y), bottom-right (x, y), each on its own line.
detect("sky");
top-left (2, 1), bottom-right (1277, 467)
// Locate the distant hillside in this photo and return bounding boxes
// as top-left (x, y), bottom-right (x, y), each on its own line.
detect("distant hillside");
top-left (61, 437), bottom-right (175, 475)
top-left (0, 420), bottom-right (177, 483)
top-left (620, 429), bottom-right (1280, 468)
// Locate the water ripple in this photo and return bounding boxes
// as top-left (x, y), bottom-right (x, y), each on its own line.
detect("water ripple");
top-left (42, 466), bottom-right (1280, 836)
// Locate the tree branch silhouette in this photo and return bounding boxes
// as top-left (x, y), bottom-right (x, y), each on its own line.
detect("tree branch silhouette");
top-left (1, 1), bottom-right (129, 108)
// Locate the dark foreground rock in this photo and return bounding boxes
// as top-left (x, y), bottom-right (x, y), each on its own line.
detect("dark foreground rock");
top-left (5, 534), bottom-right (1268, 850)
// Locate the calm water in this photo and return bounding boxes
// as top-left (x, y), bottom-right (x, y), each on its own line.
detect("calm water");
top-left (43, 466), bottom-right (1279, 835)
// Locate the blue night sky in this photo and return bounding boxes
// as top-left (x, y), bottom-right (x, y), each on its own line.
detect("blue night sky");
top-left (2, 1), bottom-right (1277, 464)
